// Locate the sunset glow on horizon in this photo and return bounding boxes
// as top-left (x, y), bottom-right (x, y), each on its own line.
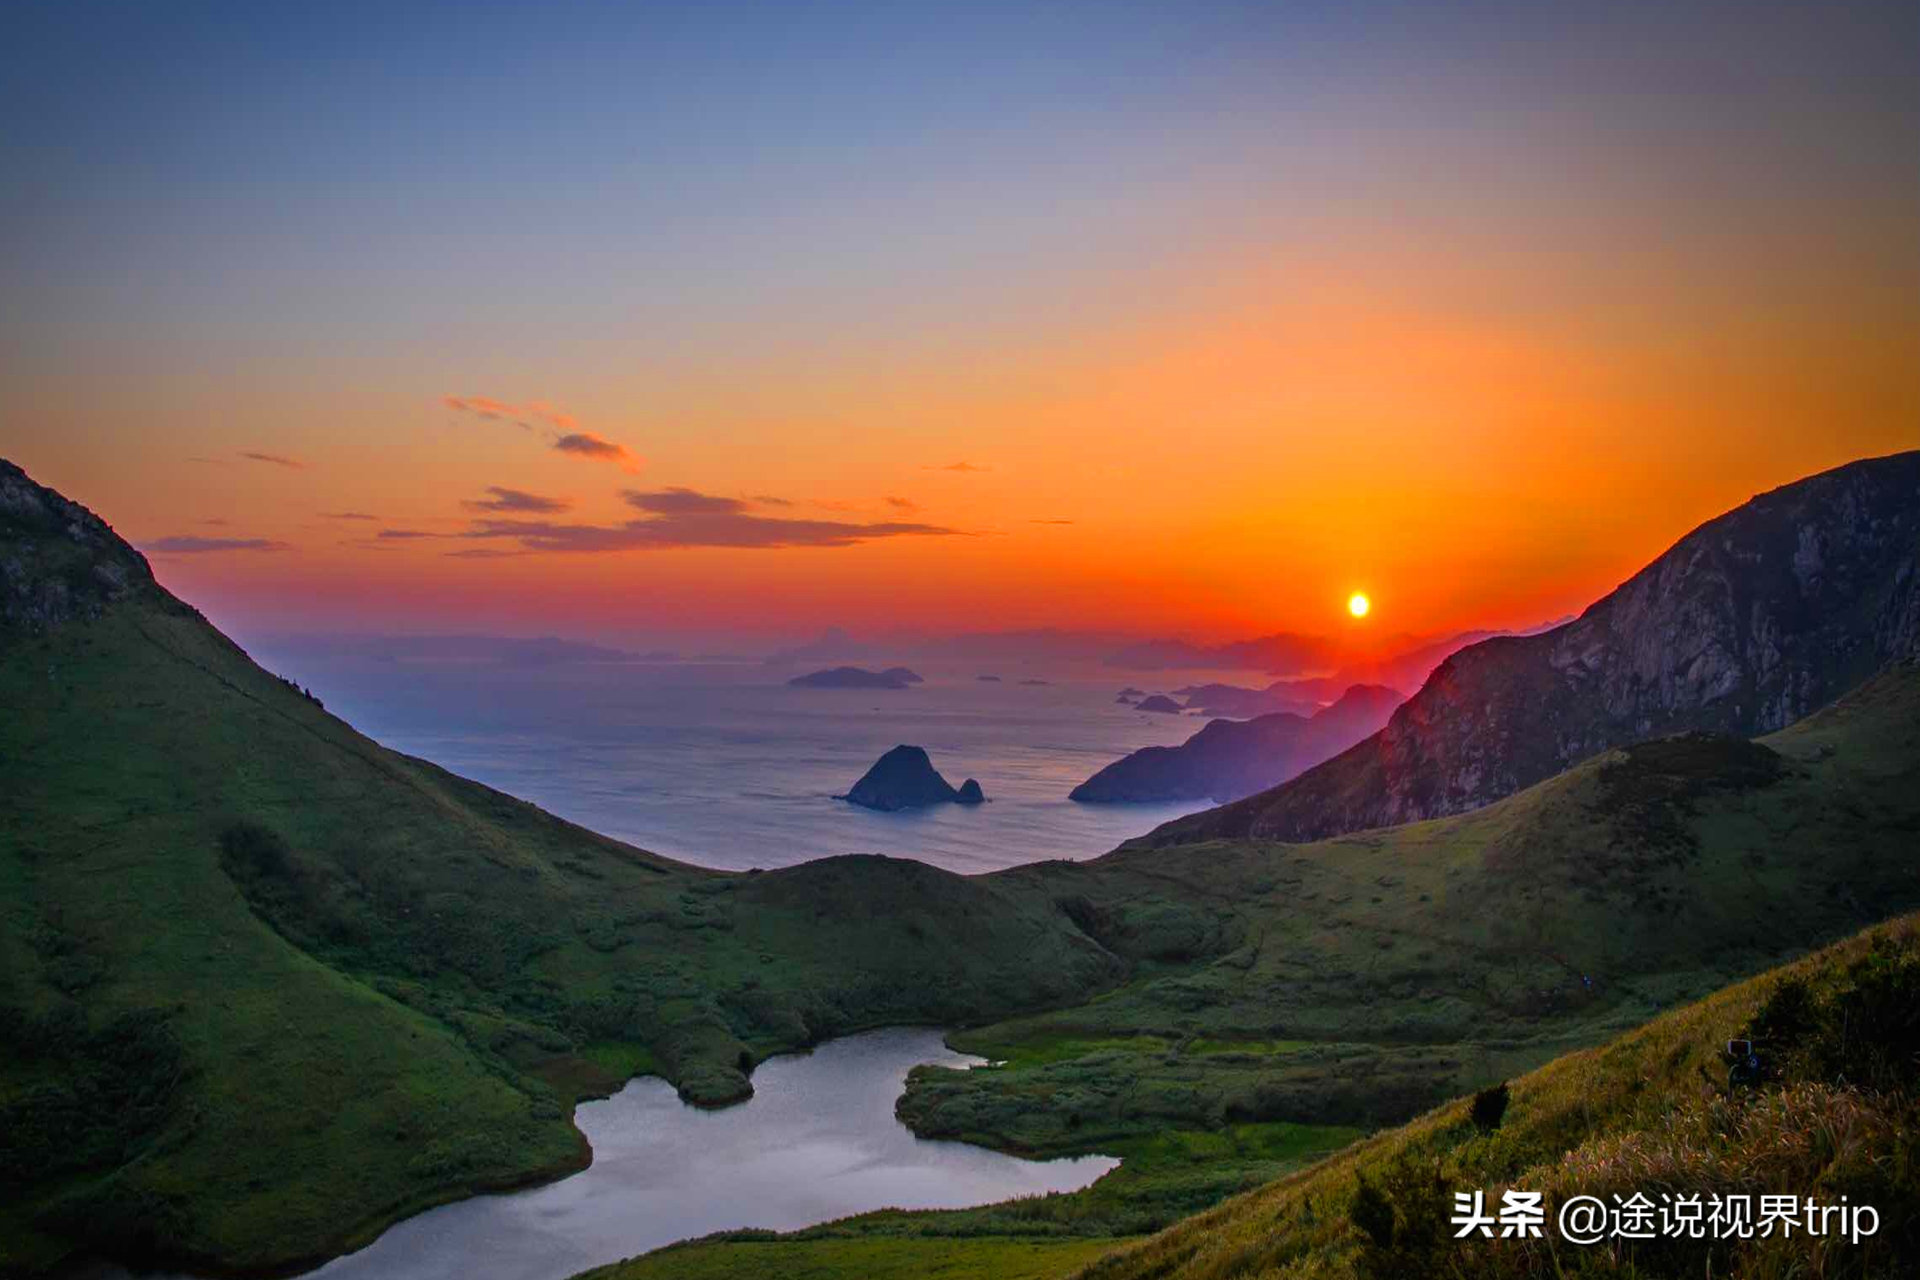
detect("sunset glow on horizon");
top-left (3, 1), bottom-right (1915, 652)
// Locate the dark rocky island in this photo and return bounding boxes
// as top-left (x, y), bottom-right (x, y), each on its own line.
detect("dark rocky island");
top-left (976, 674), bottom-right (1001, 682)
top-left (841, 745), bottom-right (987, 810)
top-left (788, 665), bottom-right (923, 689)
top-left (1133, 694), bottom-right (1183, 713)
top-left (1073, 684), bottom-right (1404, 804)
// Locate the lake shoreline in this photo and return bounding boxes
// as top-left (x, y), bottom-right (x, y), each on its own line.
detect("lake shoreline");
top-left (89, 1029), bottom-right (1120, 1280)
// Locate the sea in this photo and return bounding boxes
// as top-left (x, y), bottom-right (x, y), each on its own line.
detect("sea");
top-left (244, 648), bottom-right (1224, 873)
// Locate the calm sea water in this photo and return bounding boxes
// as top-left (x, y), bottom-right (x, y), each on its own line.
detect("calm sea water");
top-left (249, 653), bottom-right (1216, 873)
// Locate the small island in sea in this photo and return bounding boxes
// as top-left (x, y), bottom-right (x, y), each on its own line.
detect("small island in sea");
top-left (1134, 693), bottom-right (1183, 713)
top-left (840, 745), bottom-right (987, 811)
top-left (788, 665), bottom-right (924, 689)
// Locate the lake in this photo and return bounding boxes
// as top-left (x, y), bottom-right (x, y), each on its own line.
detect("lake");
top-left (113, 1029), bottom-right (1116, 1280)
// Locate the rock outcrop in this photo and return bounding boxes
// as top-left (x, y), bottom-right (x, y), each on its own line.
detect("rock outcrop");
top-left (2, 459), bottom-right (156, 633)
top-left (841, 745), bottom-right (986, 811)
top-left (1134, 694), bottom-right (1183, 714)
top-left (1144, 450), bottom-right (1920, 846)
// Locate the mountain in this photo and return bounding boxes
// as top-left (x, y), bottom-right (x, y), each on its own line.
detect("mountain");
top-left (841, 746), bottom-right (986, 810)
top-left (8, 453), bottom-right (1920, 1278)
top-left (0, 459), bottom-right (1110, 1274)
top-left (1146, 450), bottom-right (1920, 846)
top-left (1060, 912), bottom-right (1920, 1280)
top-left (1070, 684), bottom-right (1404, 803)
top-left (788, 665), bottom-right (923, 689)
top-left (1133, 694), bottom-right (1183, 713)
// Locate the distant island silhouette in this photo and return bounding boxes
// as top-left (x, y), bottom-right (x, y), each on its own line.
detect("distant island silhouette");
top-left (788, 666), bottom-right (924, 689)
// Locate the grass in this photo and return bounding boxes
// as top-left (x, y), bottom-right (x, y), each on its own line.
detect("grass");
top-left (6, 469), bottom-right (1920, 1277)
top-left (1071, 911), bottom-right (1920, 1280)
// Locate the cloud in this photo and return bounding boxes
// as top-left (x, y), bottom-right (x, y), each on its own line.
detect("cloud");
top-left (376, 528), bottom-right (440, 540)
top-left (750, 494), bottom-right (794, 507)
top-left (462, 487), bottom-right (967, 553)
top-left (926, 461), bottom-right (992, 473)
top-left (625, 487), bottom-right (747, 516)
top-left (143, 535), bottom-right (288, 554)
top-left (320, 511), bottom-right (379, 521)
top-left (240, 451), bottom-right (306, 470)
top-left (553, 431), bottom-right (641, 471)
top-left (1029, 518), bottom-right (1076, 525)
top-left (443, 547), bottom-right (524, 559)
top-left (443, 395), bottom-right (583, 434)
top-left (884, 495), bottom-right (921, 512)
top-left (462, 486), bottom-right (570, 514)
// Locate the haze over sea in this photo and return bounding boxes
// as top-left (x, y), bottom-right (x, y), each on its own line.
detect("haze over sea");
top-left (247, 647), bottom-right (1221, 872)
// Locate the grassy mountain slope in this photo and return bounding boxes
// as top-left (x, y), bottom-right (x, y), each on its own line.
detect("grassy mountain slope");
top-left (884, 664), bottom-right (1920, 1162)
top-left (1146, 449), bottom-right (1920, 847)
top-left (0, 462), bottom-right (1120, 1273)
top-left (577, 913), bottom-right (1920, 1280)
top-left (1074, 910), bottom-right (1920, 1280)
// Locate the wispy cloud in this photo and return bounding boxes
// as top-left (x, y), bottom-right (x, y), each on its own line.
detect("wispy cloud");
top-left (553, 431), bottom-right (641, 471)
top-left (750, 494), bottom-right (794, 507)
top-left (460, 486), bottom-right (966, 553)
top-left (444, 547), bottom-right (524, 559)
top-left (444, 393), bottom-right (640, 469)
top-left (462, 486), bottom-right (570, 514)
top-left (926, 460), bottom-right (992, 473)
top-left (884, 495), bottom-right (921, 512)
top-left (143, 535), bottom-right (288, 554)
top-left (376, 528), bottom-right (440, 540)
top-left (442, 395), bottom-right (578, 433)
top-left (320, 511), bottom-right (379, 521)
top-left (240, 451), bottom-right (306, 470)
top-left (1030, 518), bottom-right (1075, 525)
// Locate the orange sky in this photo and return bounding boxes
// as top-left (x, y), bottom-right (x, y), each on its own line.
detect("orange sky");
top-left (3, 3), bottom-right (1916, 650)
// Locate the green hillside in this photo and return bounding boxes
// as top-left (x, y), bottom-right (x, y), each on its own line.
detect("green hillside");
top-left (1071, 909), bottom-right (1920, 1280)
top-left (578, 913), bottom-right (1920, 1280)
top-left (5, 454), bottom-right (1920, 1278)
top-left (0, 468), bottom-right (1121, 1273)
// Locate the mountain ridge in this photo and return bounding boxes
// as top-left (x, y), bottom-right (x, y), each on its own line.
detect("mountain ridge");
top-left (1141, 449), bottom-right (1920, 847)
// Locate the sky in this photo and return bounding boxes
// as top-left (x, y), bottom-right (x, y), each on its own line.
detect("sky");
top-left (2, 0), bottom-right (1916, 651)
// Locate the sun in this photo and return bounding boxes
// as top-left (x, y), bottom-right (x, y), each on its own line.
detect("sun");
top-left (1348, 592), bottom-right (1371, 619)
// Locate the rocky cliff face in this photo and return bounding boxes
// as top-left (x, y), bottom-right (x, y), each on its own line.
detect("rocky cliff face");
top-left (1146, 450), bottom-right (1920, 845)
top-left (1, 458), bottom-right (157, 633)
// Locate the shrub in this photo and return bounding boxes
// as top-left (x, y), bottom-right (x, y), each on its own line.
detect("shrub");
top-left (1470, 1081), bottom-right (1509, 1132)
